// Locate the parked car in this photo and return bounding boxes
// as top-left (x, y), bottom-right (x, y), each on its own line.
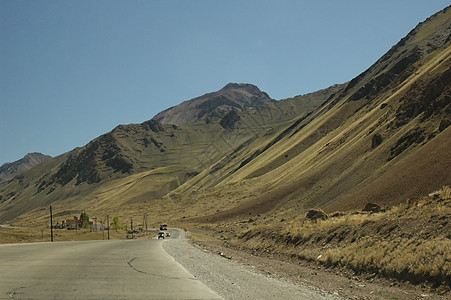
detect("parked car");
top-left (159, 223), bottom-right (168, 230)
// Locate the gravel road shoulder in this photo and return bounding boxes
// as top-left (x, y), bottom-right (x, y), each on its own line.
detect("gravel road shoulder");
top-left (162, 232), bottom-right (342, 300)
top-left (184, 238), bottom-right (450, 300)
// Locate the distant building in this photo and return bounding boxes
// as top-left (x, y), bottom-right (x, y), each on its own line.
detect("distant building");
top-left (90, 223), bottom-right (106, 231)
top-left (64, 216), bottom-right (81, 230)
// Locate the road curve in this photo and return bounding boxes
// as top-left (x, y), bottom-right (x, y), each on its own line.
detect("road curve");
top-left (0, 236), bottom-right (221, 299)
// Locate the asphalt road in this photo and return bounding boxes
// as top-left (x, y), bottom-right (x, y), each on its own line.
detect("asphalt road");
top-left (0, 229), bottom-right (221, 299)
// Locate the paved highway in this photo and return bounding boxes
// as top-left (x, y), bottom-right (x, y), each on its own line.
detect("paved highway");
top-left (0, 230), bottom-right (220, 299)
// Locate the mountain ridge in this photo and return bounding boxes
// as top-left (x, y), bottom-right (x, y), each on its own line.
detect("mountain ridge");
top-left (0, 153), bottom-right (51, 187)
top-left (173, 6), bottom-right (451, 222)
top-left (152, 83), bottom-right (275, 125)
top-left (0, 6), bottom-right (449, 227)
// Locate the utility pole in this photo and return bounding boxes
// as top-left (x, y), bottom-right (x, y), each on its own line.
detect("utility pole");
top-left (49, 205), bottom-right (54, 242)
top-left (107, 215), bottom-right (110, 240)
top-left (130, 217), bottom-right (134, 239)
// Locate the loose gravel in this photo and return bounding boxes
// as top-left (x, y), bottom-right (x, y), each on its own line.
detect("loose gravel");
top-left (162, 231), bottom-right (342, 300)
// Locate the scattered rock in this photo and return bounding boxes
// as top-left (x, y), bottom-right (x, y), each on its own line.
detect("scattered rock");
top-left (330, 212), bottom-right (346, 218)
top-left (141, 120), bottom-right (165, 132)
top-left (306, 209), bottom-right (328, 221)
top-left (428, 191), bottom-right (440, 199)
top-left (371, 134), bottom-right (383, 149)
top-left (362, 203), bottom-right (384, 213)
top-left (184, 171), bottom-right (199, 180)
top-left (439, 118), bottom-right (450, 132)
top-left (389, 128), bottom-right (426, 160)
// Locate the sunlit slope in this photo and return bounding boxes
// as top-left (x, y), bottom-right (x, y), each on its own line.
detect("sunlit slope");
top-left (0, 121), bottom-right (258, 222)
top-left (0, 153), bottom-right (52, 186)
top-left (1, 7), bottom-right (449, 226)
top-left (168, 85), bottom-right (346, 193)
top-left (0, 153), bottom-right (71, 222)
top-left (0, 76), bottom-right (339, 223)
top-left (178, 7), bottom-right (451, 221)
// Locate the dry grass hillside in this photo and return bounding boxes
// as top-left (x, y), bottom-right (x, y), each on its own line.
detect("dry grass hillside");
top-left (174, 6), bottom-right (451, 223)
top-left (0, 153), bottom-right (51, 186)
top-left (0, 79), bottom-right (340, 223)
top-left (224, 186), bottom-right (451, 287)
top-left (0, 120), bottom-right (258, 222)
top-left (0, 6), bottom-right (448, 224)
top-left (0, 6), bottom-right (449, 290)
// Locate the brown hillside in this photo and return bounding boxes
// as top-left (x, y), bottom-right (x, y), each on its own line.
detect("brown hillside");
top-left (326, 126), bottom-right (451, 212)
top-left (0, 153), bottom-right (51, 186)
top-left (0, 7), bottom-right (449, 232)
top-left (153, 83), bottom-right (275, 125)
top-left (183, 6), bottom-right (451, 223)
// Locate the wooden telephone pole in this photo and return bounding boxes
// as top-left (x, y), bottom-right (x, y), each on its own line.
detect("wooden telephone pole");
top-left (107, 215), bottom-right (110, 240)
top-left (49, 205), bottom-right (54, 242)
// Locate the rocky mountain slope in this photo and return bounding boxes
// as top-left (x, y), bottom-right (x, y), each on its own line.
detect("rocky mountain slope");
top-left (0, 153), bottom-right (51, 186)
top-left (178, 6), bottom-right (451, 222)
top-left (0, 82), bottom-right (338, 223)
top-left (0, 6), bottom-right (450, 228)
top-left (153, 83), bottom-right (275, 125)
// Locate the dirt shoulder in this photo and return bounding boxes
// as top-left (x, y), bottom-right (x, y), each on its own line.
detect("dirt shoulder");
top-left (183, 188), bottom-right (450, 300)
top-left (164, 230), bottom-right (341, 300)
top-left (189, 228), bottom-right (450, 300)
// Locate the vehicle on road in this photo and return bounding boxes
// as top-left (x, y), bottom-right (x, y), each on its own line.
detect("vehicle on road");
top-left (158, 232), bottom-right (165, 239)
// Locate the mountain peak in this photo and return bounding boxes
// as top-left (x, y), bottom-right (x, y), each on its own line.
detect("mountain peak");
top-left (153, 83), bottom-right (275, 125)
top-left (0, 152), bottom-right (51, 186)
top-left (24, 152), bottom-right (49, 161)
top-left (222, 82), bottom-right (261, 92)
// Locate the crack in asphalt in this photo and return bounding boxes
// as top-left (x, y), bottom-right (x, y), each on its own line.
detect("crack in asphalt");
top-left (6, 282), bottom-right (40, 298)
top-left (127, 257), bottom-right (196, 280)
top-left (127, 257), bottom-right (149, 275)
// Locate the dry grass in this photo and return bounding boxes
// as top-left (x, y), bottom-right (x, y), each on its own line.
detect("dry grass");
top-left (234, 186), bottom-right (451, 287)
top-left (320, 236), bottom-right (450, 283)
top-left (414, 8), bottom-right (451, 43)
top-left (0, 227), bottom-right (127, 244)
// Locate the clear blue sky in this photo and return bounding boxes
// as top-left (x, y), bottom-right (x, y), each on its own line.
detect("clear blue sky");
top-left (1, 1), bottom-right (449, 164)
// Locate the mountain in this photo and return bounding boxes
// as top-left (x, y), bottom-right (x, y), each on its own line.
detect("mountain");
top-left (0, 82), bottom-right (335, 223)
top-left (179, 5), bottom-right (451, 222)
top-left (0, 153), bottom-right (51, 186)
top-left (153, 83), bottom-right (275, 125)
top-left (0, 7), bottom-right (449, 227)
